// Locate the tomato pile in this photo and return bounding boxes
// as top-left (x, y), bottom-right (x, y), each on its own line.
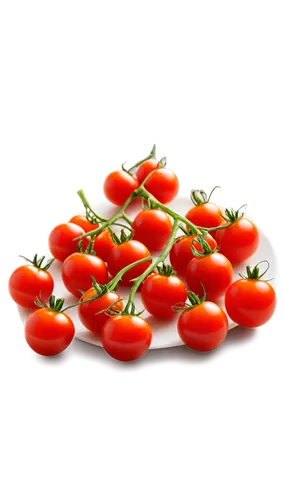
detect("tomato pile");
top-left (8, 145), bottom-right (277, 362)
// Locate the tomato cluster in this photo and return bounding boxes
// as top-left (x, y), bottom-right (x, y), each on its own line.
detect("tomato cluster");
top-left (8, 146), bottom-right (276, 362)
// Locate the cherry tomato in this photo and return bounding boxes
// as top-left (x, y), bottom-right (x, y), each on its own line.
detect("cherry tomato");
top-left (79, 288), bottom-right (123, 334)
top-left (215, 217), bottom-right (259, 264)
top-left (225, 278), bottom-right (276, 328)
top-left (170, 232), bottom-right (217, 276)
top-left (101, 315), bottom-right (152, 362)
top-left (9, 257), bottom-right (54, 308)
top-left (103, 170), bottom-right (139, 206)
top-left (185, 203), bottom-right (223, 231)
top-left (48, 223), bottom-right (90, 262)
top-left (131, 209), bottom-right (173, 252)
top-left (24, 308), bottom-right (75, 356)
top-left (107, 240), bottom-right (151, 284)
top-left (143, 169), bottom-right (179, 204)
top-left (141, 273), bottom-right (187, 319)
top-left (185, 253), bottom-right (233, 300)
top-left (69, 215), bottom-right (99, 233)
top-left (62, 253), bottom-right (108, 297)
top-left (136, 158), bottom-right (159, 183)
top-left (178, 302), bottom-right (228, 351)
top-left (93, 229), bottom-right (115, 261)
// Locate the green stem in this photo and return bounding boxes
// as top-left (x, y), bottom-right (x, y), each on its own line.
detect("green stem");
top-left (125, 219), bottom-right (180, 313)
top-left (74, 191), bottom-right (136, 240)
top-left (197, 221), bottom-right (235, 233)
top-left (127, 144), bottom-right (156, 174)
top-left (77, 190), bottom-right (107, 223)
top-left (137, 186), bottom-right (199, 235)
top-left (122, 213), bottom-right (133, 226)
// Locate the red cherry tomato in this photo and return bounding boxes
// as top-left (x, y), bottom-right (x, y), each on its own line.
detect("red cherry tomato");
top-left (131, 209), bottom-right (173, 252)
top-left (136, 158), bottom-right (159, 183)
top-left (24, 308), bottom-right (75, 356)
top-left (178, 302), bottom-right (228, 351)
top-left (62, 253), bottom-right (108, 297)
top-left (79, 289), bottom-right (123, 334)
top-left (101, 315), bottom-right (152, 362)
top-left (48, 223), bottom-right (90, 262)
top-left (93, 229), bottom-right (115, 262)
top-left (103, 171), bottom-right (139, 206)
top-left (107, 241), bottom-right (151, 284)
top-left (225, 278), bottom-right (276, 328)
top-left (144, 169), bottom-right (179, 204)
top-left (9, 258), bottom-right (54, 309)
top-left (185, 253), bottom-right (233, 300)
top-left (215, 217), bottom-right (259, 264)
top-left (185, 203), bottom-right (223, 231)
top-left (69, 215), bottom-right (99, 233)
top-left (141, 273), bottom-right (187, 319)
top-left (170, 232), bottom-right (217, 276)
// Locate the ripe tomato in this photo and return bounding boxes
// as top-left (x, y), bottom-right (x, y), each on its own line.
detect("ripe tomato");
top-left (9, 256), bottom-right (54, 308)
top-left (101, 315), bottom-right (152, 362)
top-left (93, 229), bottom-right (115, 261)
top-left (144, 168), bottom-right (179, 204)
top-left (48, 223), bottom-right (90, 262)
top-left (178, 301), bottom-right (228, 351)
top-left (62, 253), bottom-right (108, 297)
top-left (185, 204), bottom-right (223, 230)
top-left (103, 170), bottom-right (139, 206)
top-left (131, 209), bottom-right (173, 252)
top-left (79, 288), bottom-right (123, 334)
top-left (185, 253), bottom-right (233, 300)
top-left (141, 272), bottom-right (187, 319)
top-left (215, 217), bottom-right (259, 264)
top-left (69, 215), bottom-right (99, 233)
top-left (136, 158), bottom-right (159, 183)
top-left (170, 232), bottom-right (217, 276)
top-left (225, 274), bottom-right (276, 328)
top-left (107, 240), bottom-right (151, 284)
top-left (25, 308), bottom-right (75, 356)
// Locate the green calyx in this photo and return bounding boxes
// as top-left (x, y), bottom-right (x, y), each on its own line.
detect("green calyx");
top-left (77, 239), bottom-right (96, 255)
top-left (172, 285), bottom-right (206, 312)
top-left (191, 186), bottom-right (220, 206)
top-left (20, 254), bottom-right (55, 271)
top-left (222, 204), bottom-right (247, 223)
top-left (35, 295), bottom-right (65, 312)
top-left (156, 263), bottom-right (175, 276)
top-left (111, 228), bottom-right (133, 245)
top-left (239, 261), bottom-right (270, 281)
top-left (191, 232), bottom-right (218, 257)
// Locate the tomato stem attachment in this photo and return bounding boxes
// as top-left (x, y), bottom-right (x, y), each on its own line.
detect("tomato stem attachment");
top-left (172, 284), bottom-right (206, 312)
top-left (20, 254), bottom-right (55, 271)
top-left (35, 295), bottom-right (65, 312)
top-left (238, 261), bottom-right (270, 280)
top-left (191, 186), bottom-right (221, 206)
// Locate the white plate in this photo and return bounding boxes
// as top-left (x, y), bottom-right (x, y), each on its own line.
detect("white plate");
top-left (18, 196), bottom-right (277, 349)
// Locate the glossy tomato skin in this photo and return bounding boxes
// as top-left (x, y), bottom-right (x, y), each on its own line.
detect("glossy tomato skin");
top-left (141, 273), bottom-right (187, 319)
top-left (62, 253), bottom-right (108, 297)
top-left (79, 289), bottom-right (123, 334)
top-left (185, 253), bottom-right (233, 300)
top-left (136, 159), bottom-right (158, 183)
top-left (48, 223), bottom-right (90, 262)
top-left (103, 171), bottom-right (139, 206)
top-left (144, 169), bottom-right (179, 204)
top-left (170, 232), bottom-right (217, 276)
top-left (107, 240), bottom-right (151, 284)
top-left (24, 309), bottom-right (75, 356)
top-left (101, 315), bottom-right (152, 362)
top-left (93, 229), bottom-right (115, 262)
top-left (185, 203), bottom-right (223, 233)
top-left (69, 215), bottom-right (99, 233)
top-left (225, 279), bottom-right (276, 327)
top-left (215, 218), bottom-right (259, 264)
top-left (9, 266), bottom-right (54, 309)
top-left (178, 302), bottom-right (228, 351)
top-left (131, 209), bottom-right (173, 252)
